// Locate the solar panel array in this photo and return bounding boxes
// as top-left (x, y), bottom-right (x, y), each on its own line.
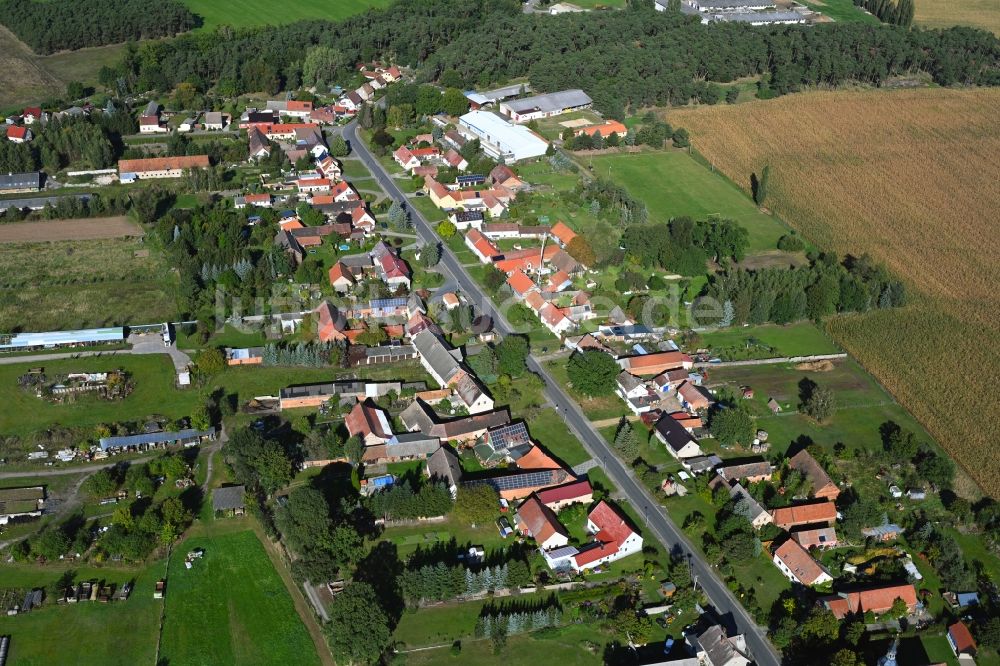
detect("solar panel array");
top-left (487, 421), bottom-right (530, 451)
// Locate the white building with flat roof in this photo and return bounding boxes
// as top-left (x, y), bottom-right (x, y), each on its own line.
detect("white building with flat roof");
top-left (458, 111), bottom-right (549, 163)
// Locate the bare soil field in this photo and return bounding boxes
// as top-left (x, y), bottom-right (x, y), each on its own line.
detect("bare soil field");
top-left (670, 88), bottom-right (1000, 496)
top-left (0, 217), bottom-right (142, 243)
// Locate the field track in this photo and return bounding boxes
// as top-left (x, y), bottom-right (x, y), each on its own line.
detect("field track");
top-left (0, 217), bottom-right (142, 243)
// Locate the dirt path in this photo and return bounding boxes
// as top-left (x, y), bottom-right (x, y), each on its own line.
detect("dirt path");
top-left (0, 216), bottom-right (142, 242)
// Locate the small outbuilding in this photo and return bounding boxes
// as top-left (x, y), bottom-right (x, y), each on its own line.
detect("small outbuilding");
top-left (212, 485), bottom-right (246, 517)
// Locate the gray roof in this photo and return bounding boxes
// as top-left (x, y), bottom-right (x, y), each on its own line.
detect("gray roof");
top-left (728, 482), bottom-right (769, 522)
top-left (655, 416), bottom-right (699, 453)
top-left (502, 89), bottom-right (592, 115)
top-left (713, 10), bottom-right (803, 22)
top-left (0, 172), bottom-right (42, 191)
top-left (99, 428), bottom-right (214, 451)
top-left (412, 330), bottom-right (463, 385)
top-left (339, 253), bottom-right (374, 269)
top-left (427, 446), bottom-right (462, 487)
top-left (465, 84), bottom-right (529, 105)
top-left (616, 370), bottom-right (645, 393)
top-left (142, 101), bottom-right (159, 117)
top-left (212, 485), bottom-right (246, 511)
top-left (684, 454), bottom-right (722, 474)
top-left (401, 399), bottom-right (510, 440)
top-left (0, 194), bottom-right (91, 212)
top-left (717, 460), bottom-right (774, 481)
top-left (696, 0), bottom-right (775, 7)
top-left (693, 625), bottom-right (748, 666)
top-left (386, 432), bottom-right (440, 458)
top-left (204, 111), bottom-right (224, 125)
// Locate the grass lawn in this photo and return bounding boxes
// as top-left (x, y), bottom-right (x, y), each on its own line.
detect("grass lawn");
top-left (0, 355), bottom-right (200, 438)
top-left (0, 559), bottom-right (166, 665)
top-left (588, 150), bottom-right (789, 254)
top-left (544, 360), bottom-right (626, 422)
top-left (800, 0), bottom-right (880, 23)
top-left (0, 237), bottom-right (179, 330)
top-left (528, 408), bottom-right (592, 467)
top-left (410, 195), bottom-right (446, 223)
top-left (395, 599), bottom-right (603, 665)
top-left (339, 157), bottom-right (375, 181)
top-left (696, 321), bottom-right (840, 360)
top-left (381, 515), bottom-right (511, 560)
top-left (706, 357), bottom-right (931, 458)
top-left (181, 0), bottom-right (392, 31)
top-left (159, 529), bottom-right (320, 665)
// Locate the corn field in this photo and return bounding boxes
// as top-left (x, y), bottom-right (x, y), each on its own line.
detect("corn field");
top-left (671, 88), bottom-right (1000, 496)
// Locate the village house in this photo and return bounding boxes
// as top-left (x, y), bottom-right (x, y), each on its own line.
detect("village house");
top-left (574, 119), bottom-right (628, 138)
top-left (677, 380), bottom-right (714, 412)
top-left (233, 192), bottom-right (272, 209)
top-left (266, 99), bottom-right (313, 119)
top-left (278, 381), bottom-right (401, 410)
top-left (516, 495), bottom-right (570, 550)
top-left (202, 111), bottom-right (226, 130)
top-left (791, 525), bottom-right (839, 549)
top-left (723, 480), bottom-right (773, 529)
top-left (426, 445), bottom-right (463, 497)
top-left (654, 413), bottom-right (704, 459)
top-left (772, 539), bottom-right (833, 587)
top-left (770, 500), bottom-right (838, 530)
top-left (616, 371), bottom-right (659, 414)
top-left (716, 460), bottom-right (774, 484)
top-left (819, 584), bottom-right (918, 619)
top-left (346, 399), bottom-right (394, 449)
top-left (0, 171), bottom-right (41, 194)
top-left (788, 449), bottom-right (841, 500)
top-left (411, 330), bottom-right (494, 414)
top-left (568, 501), bottom-right (643, 571)
top-left (687, 625), bottom-right (752, 666)
top-left (400, 399), bottom-right (510, 443)
top-left (6, 125), bottom-right (32, 143)
top-left (22, 106), bottom-right (45, 125)
top-left (465, 229), bottom-right (501, 263)
top-left (138, 101), bottom-right (166, 134)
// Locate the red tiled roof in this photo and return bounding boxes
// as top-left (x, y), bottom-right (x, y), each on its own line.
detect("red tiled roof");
top-left (773, 539), bottom-right (828, 585)
top-left (245, 193), bottom-right (271, 203)
top-left (345, 400), bottom-right (392, 440)
top-left (572, 501), bottom-right (636, 566)
top-left (517, 496), bottom-right (565, 545)
top-left (329, 262), bottom-right (354, 286)
top-left (576, 120), bottom-right (627, 138)
top-left (514, 446), bottom-right (561, 471)
top-left (118, 155), bottom-right (209, 174)
top-left (506, 269), bottom-right (536, 296)
top-left (550, 221), bottom-right (577, 246)
top-left (535, 480), bottom-right (593, 506)
top-left (287, 100), bottom-right (313, 112)
top-left (411, 147), bottom-right (440, 157)
top-left (789, 449), bottom-right (840, 499)
top-left (770, 501), bottom-right (837, 527)
top-left (623, 351), bottom-right (692, 372)
top-left (822, 584), bottom-right (917, 619)
top-left (949, 622), bottom-right (976, 654)
top-left (466, 229), bottom-right (500, 260)
top-left (315, 301), bottom-right (345, 341)
top-left (6, 125), bottom-right (29, 140)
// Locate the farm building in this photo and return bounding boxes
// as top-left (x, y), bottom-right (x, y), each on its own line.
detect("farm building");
top-left (212, 485), bottom-right (246, 517)
top-left (99, 428), bottom-right (215, 452)
top-left (458, 111), bottom-right (549, 163)
top-left (0, 327), bottom-right (125, 351)
top-left (0, 171), bottom-right (42, 194)
top-left (118, 155), bottom-right (210, 181)
top-left (464, 84), bottom-right (529, 109)
top-left (499, 89), bottom-right (593, 123)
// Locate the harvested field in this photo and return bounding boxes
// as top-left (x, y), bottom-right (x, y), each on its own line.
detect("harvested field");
top-left (670, 88), bottom-right (1000, 496)
top-left (0, 217), bottom-right (142, 243)
top-left (914, 0), bottom-right (1000, 34)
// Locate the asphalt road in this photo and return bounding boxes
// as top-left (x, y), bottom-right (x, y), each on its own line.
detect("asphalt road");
top-left (344, 122), bottom-right (780, 666)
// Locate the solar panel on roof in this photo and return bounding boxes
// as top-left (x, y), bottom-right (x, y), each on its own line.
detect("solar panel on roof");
top-left (480, 470), bottom-right (555, 492)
